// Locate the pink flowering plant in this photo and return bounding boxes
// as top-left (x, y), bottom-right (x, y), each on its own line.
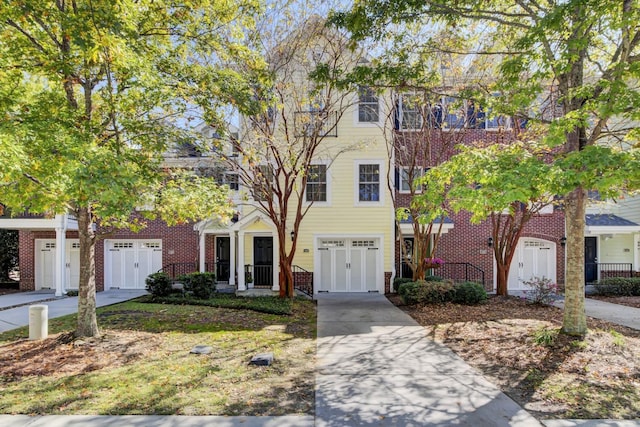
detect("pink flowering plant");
top-left (424, 257), bottom-right (445, 266)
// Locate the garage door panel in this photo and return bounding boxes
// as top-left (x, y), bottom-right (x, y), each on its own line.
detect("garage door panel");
top-left (317, 238), bottom-right (380, 293)
top-left (107, 240), bottom-right (161, 289)
top-left (349, 249), bottom-right (363, 292)
top-left (366, 248), bottom-right (378, 291)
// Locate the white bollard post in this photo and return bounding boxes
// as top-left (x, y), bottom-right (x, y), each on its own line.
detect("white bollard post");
top-left (29, 304), bottom-right (48, 340)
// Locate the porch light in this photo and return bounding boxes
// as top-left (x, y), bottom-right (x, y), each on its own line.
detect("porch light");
top-left (560, 236), bottom-right (567, 247)
top-left (487, 237), bottom-right (493, 248)
top-left (290, 230), bottom-right (295, 241)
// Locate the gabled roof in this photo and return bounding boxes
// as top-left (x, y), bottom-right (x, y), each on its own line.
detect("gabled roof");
top-left (586, 214), bottom-right (638, 227)
top-left (585, 214), bottom-right (640, 235)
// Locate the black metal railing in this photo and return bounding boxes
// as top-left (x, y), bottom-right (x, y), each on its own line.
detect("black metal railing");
top-left (294, 111), bottom-right (338, 138)
top-left (586, 262), bottom-right (634, 284)
top-left (159, 262), bottom-right (212, 280)
top-left (437, 262), bottom-right (486, 288)
top-left (292, 265), bottom-right (313, 296)
top-left (244, 264), bottom-right (273, 288)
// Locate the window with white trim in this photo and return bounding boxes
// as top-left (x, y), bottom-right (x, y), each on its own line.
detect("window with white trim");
top-left (306, 164), bottom-right (327, 202)
top-left (396, 94), bottom-right (424, 130)
top-left (358, 86), bottom-right (379, 123)
top-left (399, 167), bottom-right (425, 193)
top-left (358, 163), bottom-right (381, 202)
top-left (253, 165), bottom-right (273, 201)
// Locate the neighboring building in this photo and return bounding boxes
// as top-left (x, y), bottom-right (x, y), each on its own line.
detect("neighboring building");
top-left (4, 20), bottom-right (638, 296)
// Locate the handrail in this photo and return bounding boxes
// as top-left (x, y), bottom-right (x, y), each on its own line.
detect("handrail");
top-left (292, 265), bottom-right (313, 296)
top-left (432, 262), bottom-right (486, 288)
top-left (586, 262), bottom-right (633, 284)
top-left (159, 262), bottom-right (212, 279)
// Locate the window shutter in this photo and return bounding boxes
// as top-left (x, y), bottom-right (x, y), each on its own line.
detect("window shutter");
top-left (394, 167), bottom-right (400, 190)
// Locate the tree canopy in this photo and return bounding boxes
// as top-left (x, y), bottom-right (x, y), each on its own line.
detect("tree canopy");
top-left (0, 0), bottom-right (267, 336)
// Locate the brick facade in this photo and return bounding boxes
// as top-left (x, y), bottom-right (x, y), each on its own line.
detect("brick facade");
top-left (393, 127), bottom-right (566, 292)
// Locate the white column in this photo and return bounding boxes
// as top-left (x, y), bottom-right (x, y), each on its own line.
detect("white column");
top-left (199, 231), bottom-right (206, 273)
top-left (271, 234), bottom-right (280, 292)
top-left (229, 232), bottom-right (236, 286)
top-left (54, 226), bottom-right (66, 297)
top-left (237, 231), bottom-right (246, 291)
top-left (634, 233), bottom-right (639, 272)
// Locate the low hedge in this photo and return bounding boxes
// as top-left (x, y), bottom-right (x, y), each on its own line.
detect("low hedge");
top-left (393, 277), bottom-right (413, 292)
top-left (145, 272), bottom-right (174, 297)
top-left (593, 277), bottom-right (640, 296)
top-left (398, 280), bottom-right (487, 305)
top-left (452, 281), bottom-right (488, 305)
top-left (180, 272), bottom-right (216, 299)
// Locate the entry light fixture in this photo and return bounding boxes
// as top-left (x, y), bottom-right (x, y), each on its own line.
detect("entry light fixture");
top-left (487, 237), bottom-right (493, 248)
top-left (560, 236), bottom-right (567, 247)
top-left (290, 230), bottom-right (295, 241)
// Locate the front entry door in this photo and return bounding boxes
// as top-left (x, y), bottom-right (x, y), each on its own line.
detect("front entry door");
top-left (253, 237), bottom-right (273, 287)
top-left (585, 237), bottom-right (598, 284)
top-left (216, 237), bottom-right (231, 282)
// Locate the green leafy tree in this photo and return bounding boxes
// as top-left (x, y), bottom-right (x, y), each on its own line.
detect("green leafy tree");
top-left (332, 0), bottom-right (640, 336)
top-left (0, 1), bottom-right (265, 337)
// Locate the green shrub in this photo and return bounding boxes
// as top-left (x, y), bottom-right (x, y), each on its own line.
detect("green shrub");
top-left (424, 275), bottom-right (443, 282)
top-left (452, 282), bottom-right (488, 305)
top-left (398, 280), bottom-right (455, 305)
top-left (145, 272), bottom-right (173, 297)
top-left (65, 289), bottom-right (79, 297)
top-left (393, 277), bottom-right (413, 292)
top-left (594, 277), bottom-right (640, 296)
top-left (180, 272), bottom-right (216, 299)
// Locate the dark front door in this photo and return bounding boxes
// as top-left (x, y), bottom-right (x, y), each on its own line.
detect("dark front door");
top-left (216, 237), bottom-right (230, 282)
top-left (253, 237), bottom-right (273, 287)
top-left (585, 237), bottom-right (598, 284)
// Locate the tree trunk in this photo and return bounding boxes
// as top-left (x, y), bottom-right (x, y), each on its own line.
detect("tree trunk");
top-left (279, 257), bottom-right (294, 298)
top-left (562, 187), bottom-right (587, 336)
top-left (76, 206), bottom-right (99, 338)
top-left (496, 263), bottom-right (508, 296)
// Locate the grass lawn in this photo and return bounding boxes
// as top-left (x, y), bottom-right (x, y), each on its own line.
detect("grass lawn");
top-left (0, 296), bottom-right (316, 416)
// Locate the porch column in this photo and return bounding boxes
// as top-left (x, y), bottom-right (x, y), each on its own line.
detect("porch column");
top-left (199, 231), bottom-right (206, 273)
top-left (229, 232), bottom-right (236, 286)
top-left (237, 231), bottom-right (246, 291)
top-left (54, 220), bottom-right (66, 297)
top-left (634, 233), bottom-right (639, 272)
top-left (271, 234), bottom-right (279, 292)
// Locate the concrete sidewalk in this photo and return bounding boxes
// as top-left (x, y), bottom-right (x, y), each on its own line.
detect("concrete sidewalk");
top-left (0, 289), bottom-right (148, 333)
top-left (553, 297), bottom-right (640, 330)
top-left (315, 293), bottom-right (542, 426)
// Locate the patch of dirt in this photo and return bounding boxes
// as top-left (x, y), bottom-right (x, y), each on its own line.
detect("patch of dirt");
top-left (390, 295), bottom-right (640, 420)
top-left (588, 295), bottom-right (640, 309)
top-left (0, 331), bottom-right (161, 382)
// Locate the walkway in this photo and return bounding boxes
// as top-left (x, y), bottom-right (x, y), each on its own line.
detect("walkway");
top-left (0, 289), bottom-right (148, 333)
top-left (315, 293), bottom-right (542, 426)
top-left (553, 297), bottom-right (640, 330)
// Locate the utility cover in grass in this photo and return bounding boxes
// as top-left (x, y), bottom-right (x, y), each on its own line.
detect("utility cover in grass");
top-left (190, 345), bottom-right (213, 355)
top-left (249, 352), bottom-right (274, 366)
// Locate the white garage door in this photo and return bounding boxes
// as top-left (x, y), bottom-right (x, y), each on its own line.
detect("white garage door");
top-left (507, 238), bottom-right (556, 291)
top-left (106, 240), bottom-right (162, 289)
top-left (35, 239), bottom-right (80, 290)
top-left (316, 238), bottom-right (380, 293)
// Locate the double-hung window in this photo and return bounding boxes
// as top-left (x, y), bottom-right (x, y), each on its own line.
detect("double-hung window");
top-left (306, 164), bottom-right (327, 202)
top-left (358, 86), bottom-right (379, 123)
top-left (254, 165), bottom-right (273, 201)
top-left (399, 167), bottom-right (425, 193)
top-left (358, 163), bottom-right (381, 202)
top-left (398, 95), bottom-right (423, 130)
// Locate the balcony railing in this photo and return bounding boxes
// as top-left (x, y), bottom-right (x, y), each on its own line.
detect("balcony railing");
top-left (586, 262), bottom-right (634, 284)
top-left (294, 111), bottom-right (338, 138)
